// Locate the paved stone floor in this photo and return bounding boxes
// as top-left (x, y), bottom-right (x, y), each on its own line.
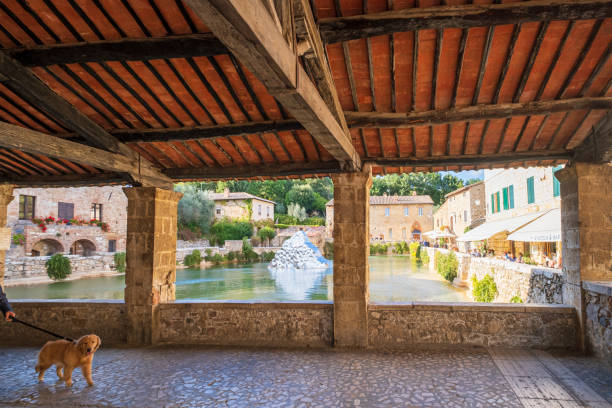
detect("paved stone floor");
top-left (0, 346), bottom-right (609, 408)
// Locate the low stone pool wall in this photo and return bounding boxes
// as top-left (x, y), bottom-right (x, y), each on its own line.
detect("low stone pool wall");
top-left (425, 248), bottom-right (563, 304)
top-left (0, 300), bottom-right (578, 351)
top-left (583, 281), bottom-right (611, 364)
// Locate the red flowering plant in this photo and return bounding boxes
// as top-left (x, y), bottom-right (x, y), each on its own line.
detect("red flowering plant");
top-left (30, 216), bottom-right (110, 233)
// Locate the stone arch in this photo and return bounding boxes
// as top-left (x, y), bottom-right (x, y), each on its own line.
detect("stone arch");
top-left (70, 239), bottom-right (96, 257)
top-left (411, 221), bottom-right (422, 241)
top-left (31, 239), bottom-right (64, 257)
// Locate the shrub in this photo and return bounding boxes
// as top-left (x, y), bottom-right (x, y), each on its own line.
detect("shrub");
top-left (251, 236), bottom-right (262, 247)
top-left (435, 251), bottom-right (458, 282)
top-left (393, 241), bottom-right (409, 255)
top-left (261, 251), bottom-right (275, 262)
top-left (370, 243), bottom-right (389, 255)
top-left (472, 273), bottom-right (498, 303)
top-left (242, 237), bottom-right (259, 263)
top-left (46, 254), bottom-right (71, 281)
top-left (183, 249), bottom-right (203, 267)
top-left (226, 251), bottom-right (236, 261)
top-left (302, 217), bottom-right (325, 226)
top-left (324, 241), bottom-right (334, 260)
top-left (12, 233), bottom-right (25, 246)
top-left (257, 226), bottom-right (276, 241)
top-left (113, 252), bottom-right (126, 273)
top-left (409, 241), bottom-right (421, 259)
top-left (276, 214), bottom-right (298, 225)
top-left (510, 295), bottom-right (523, 303)
top-left (211, 253), bottom-right (223, 264)
top-left (274, 224), bottom-right (290, 229)
top-left (210, 219), bottom-right (254, 244)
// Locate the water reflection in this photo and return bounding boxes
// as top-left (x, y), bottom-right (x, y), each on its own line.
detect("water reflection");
top-left (6, 256), bottom-right (468, 302)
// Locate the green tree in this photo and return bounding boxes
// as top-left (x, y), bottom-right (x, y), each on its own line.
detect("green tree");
top-left (286, 184), bottom-right (316, 212)
top-left (370, 173), bottom-right (465, 206)
top-left (175, 183), bottom-right (215, 235)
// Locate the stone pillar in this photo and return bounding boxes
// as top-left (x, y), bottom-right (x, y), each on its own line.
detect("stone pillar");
top-left (332, 168), bottom-right (372, 348)
top-left (0, 185), bottom-right (14, 286)
top-left (123, 187), bottom-right (182, 345)
top-left (556, 162), bottom-right (612, 350)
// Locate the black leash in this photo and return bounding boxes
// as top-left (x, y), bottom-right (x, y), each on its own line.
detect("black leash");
top-left (10, 317), bottom-right (74, 342)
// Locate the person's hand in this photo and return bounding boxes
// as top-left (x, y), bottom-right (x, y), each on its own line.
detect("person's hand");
top-left (5, 311), bottom-right (15, 322)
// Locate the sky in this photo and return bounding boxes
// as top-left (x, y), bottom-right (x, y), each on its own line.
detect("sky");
top-left (438, 170), bottom-right (484, 182)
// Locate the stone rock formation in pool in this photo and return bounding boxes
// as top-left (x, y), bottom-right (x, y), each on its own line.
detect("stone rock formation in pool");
top-left (268, 231), bottom-right (331, 272)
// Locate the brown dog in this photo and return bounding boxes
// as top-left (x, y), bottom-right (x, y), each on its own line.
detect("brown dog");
top-left (35, 334), bottom-right (101, 386)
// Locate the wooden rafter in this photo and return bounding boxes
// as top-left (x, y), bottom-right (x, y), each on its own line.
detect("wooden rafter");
top-left (165, 160), bottom-right (342, 180)
top-left (0, 51), bottom-right (169, 187)
top-left (319, 0), bottom-right (612, 44)
top-left (8, 34), bottom-right (228, 67)
top-left (344, 97), bottom-right (612, 128)
top-left (182, 0), bottom-right (360, 170)
top-left (0, 122), bottom-right (172, 188)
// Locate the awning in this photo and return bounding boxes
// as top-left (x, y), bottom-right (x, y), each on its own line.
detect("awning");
top-left (508, 209), bottom-right (561, 242)
top-left (457, 211), bottom-right (546, 242)
top-left (424, 230), bottom-right (456, 239)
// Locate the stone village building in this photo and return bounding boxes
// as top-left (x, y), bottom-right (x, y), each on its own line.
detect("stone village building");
top-left (433, 181), bottom-right (486, 240)
top-left (6, 186), bottom-right (127, 257)
top-left (326, 193), bottom-right (434, 242)
top-left (211, 188), bottom-right (275, 222)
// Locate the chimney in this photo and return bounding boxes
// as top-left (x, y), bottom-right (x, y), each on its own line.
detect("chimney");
top-left (223, 187), bottom-right (230, 198)
top-left (411, 191), bottom-right (417, 196)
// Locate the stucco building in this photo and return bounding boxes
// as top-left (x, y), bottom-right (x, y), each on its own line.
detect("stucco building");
top-left (433, 181), bottom-right (486, 239)
top-left (7, 186), bottom-right (127, 257)
top-left (211, 188), bottom-right (275, 222)
top-left (326, 193), bottom-right (434, 242)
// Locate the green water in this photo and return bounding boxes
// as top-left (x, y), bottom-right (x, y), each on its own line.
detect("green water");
top-left (5, 256), bottom-right (469, 302)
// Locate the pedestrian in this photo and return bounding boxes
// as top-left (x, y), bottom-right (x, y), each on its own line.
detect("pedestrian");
top-left (0, 284), bottom-right (14, 322)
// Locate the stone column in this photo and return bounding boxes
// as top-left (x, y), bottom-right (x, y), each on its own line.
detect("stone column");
top-left (0, 185), bottom-right (14, 286)
top-left (332, 168), bottom-right (372, 348)
top-left (123, 187), bottom-right (182, 345)
top-left (556, 162), bottom-right (612, 350)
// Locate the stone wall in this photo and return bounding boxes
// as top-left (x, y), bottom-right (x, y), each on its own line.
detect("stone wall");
top-left (425, 248), bottom-right (563, 304)
top-left (368, 303), bottom-right (578, 349)
top-left (0, 300), bottom-right (127, 346)
top-left (20, 223), bottom-right (124, 255)
top-left (156, 301), bottom-right (333, 348)
top-left (4, 254), bottom-right (117, 283)
top-left (583, 282), bottom-right (611, 364)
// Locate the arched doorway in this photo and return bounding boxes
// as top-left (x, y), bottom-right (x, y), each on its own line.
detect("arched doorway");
top-left (31, 239), bottom-right (64, 257)
top-left (411, 221), bottom-right (422, 241)
top-left (70, 239), bottom-right (96, 256)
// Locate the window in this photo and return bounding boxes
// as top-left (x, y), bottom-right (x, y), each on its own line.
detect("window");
top-left (464, 210), bottom-right (468, 222)
top-left (509, 185), bottom-right (514, 209)
top-left (19, 195), bottom-right (35, 219)
top-left (388, 228), bottom-right (392, 240)
top-left (90, 203), bottom-right (103, 221)
top-left (58, 202), bottom-right (74, 220)
top-left (216, 208), bottom-right (221, 215)
top-left (258, 205), bottom-right (261, 216)
top-left (552, 165), bottom-right (562, 197)
top-left (404, 207), bottom-right (409, 216)
top-left (527, 176), bottom-right (535, 204)
top-left (267, 207), bottom-right (270, 217)
top-left (418, 207), bottom-right (423, 216)
top-left (108, 240), bottom-right (116, 253)
top-left (491, 193), bottom-right (495, 214)
top-left (496, 191), bottom-right (500, 213)
top-left (502, 187), bottom-right (509, 210)
top-left (385, 207), bottom-right (390, 216)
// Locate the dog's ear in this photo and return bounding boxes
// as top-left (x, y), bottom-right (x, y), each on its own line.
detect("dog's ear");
top-left (76, 336), bottom-right (88, 354)
top-left (94, 335), bottom-right (101, 352)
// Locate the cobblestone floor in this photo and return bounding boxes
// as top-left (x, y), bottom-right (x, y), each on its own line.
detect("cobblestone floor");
top-left (0, 346), bottom-right (609, 408)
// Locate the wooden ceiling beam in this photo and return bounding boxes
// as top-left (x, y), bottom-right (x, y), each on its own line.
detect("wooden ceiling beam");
top-left (345, 97), bottom-right (612, 128)
top-left (319, 0), bottom-right (612, 44)
top-left (0, 121), bottom-right (172, 189)
top-left (0, 51), bottom-right (169, 188)
top-left (0, 172), bottom-right (130, 188)
top-left (164, 160), bottom-right (342, 180)
top-left (369, 150), bottom-right (571, 168)
top-left (184, 0), bottom-right (360, 171)
top-left (7, 34), bottom-right (228, 67)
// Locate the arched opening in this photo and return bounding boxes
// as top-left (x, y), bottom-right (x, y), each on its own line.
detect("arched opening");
top-left (411, 221), bottom-right (422, 241)
top-left (70, 239), bottom-right (96, 257)
top-left (31, 239), bottom-right (64, 257)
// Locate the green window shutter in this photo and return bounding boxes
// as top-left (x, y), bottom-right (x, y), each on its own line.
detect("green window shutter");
top-left (491, 193), bottom-right (495, 214)
top-left (527, 177), bottom-right (535, 204)
top-left (502, 187), bottom-right (509, 210)
top-left (509, 185), bottom-right (514, 209)
top-left (552, 165), bottom-right (562, 197)
top-left (496, 191), bottom-right (500, 212)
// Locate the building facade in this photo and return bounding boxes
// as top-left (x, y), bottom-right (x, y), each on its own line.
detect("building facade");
top-left (7, 186), bottom-right (127, 257)
top-left (433, 181), bottom-right (486, 239)
top-left (483, 166), bottom-right (563, 260)
top-left (326, 193), bottom-right (434, 242)
top-left (211, 189), bottom-right (275, 222)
